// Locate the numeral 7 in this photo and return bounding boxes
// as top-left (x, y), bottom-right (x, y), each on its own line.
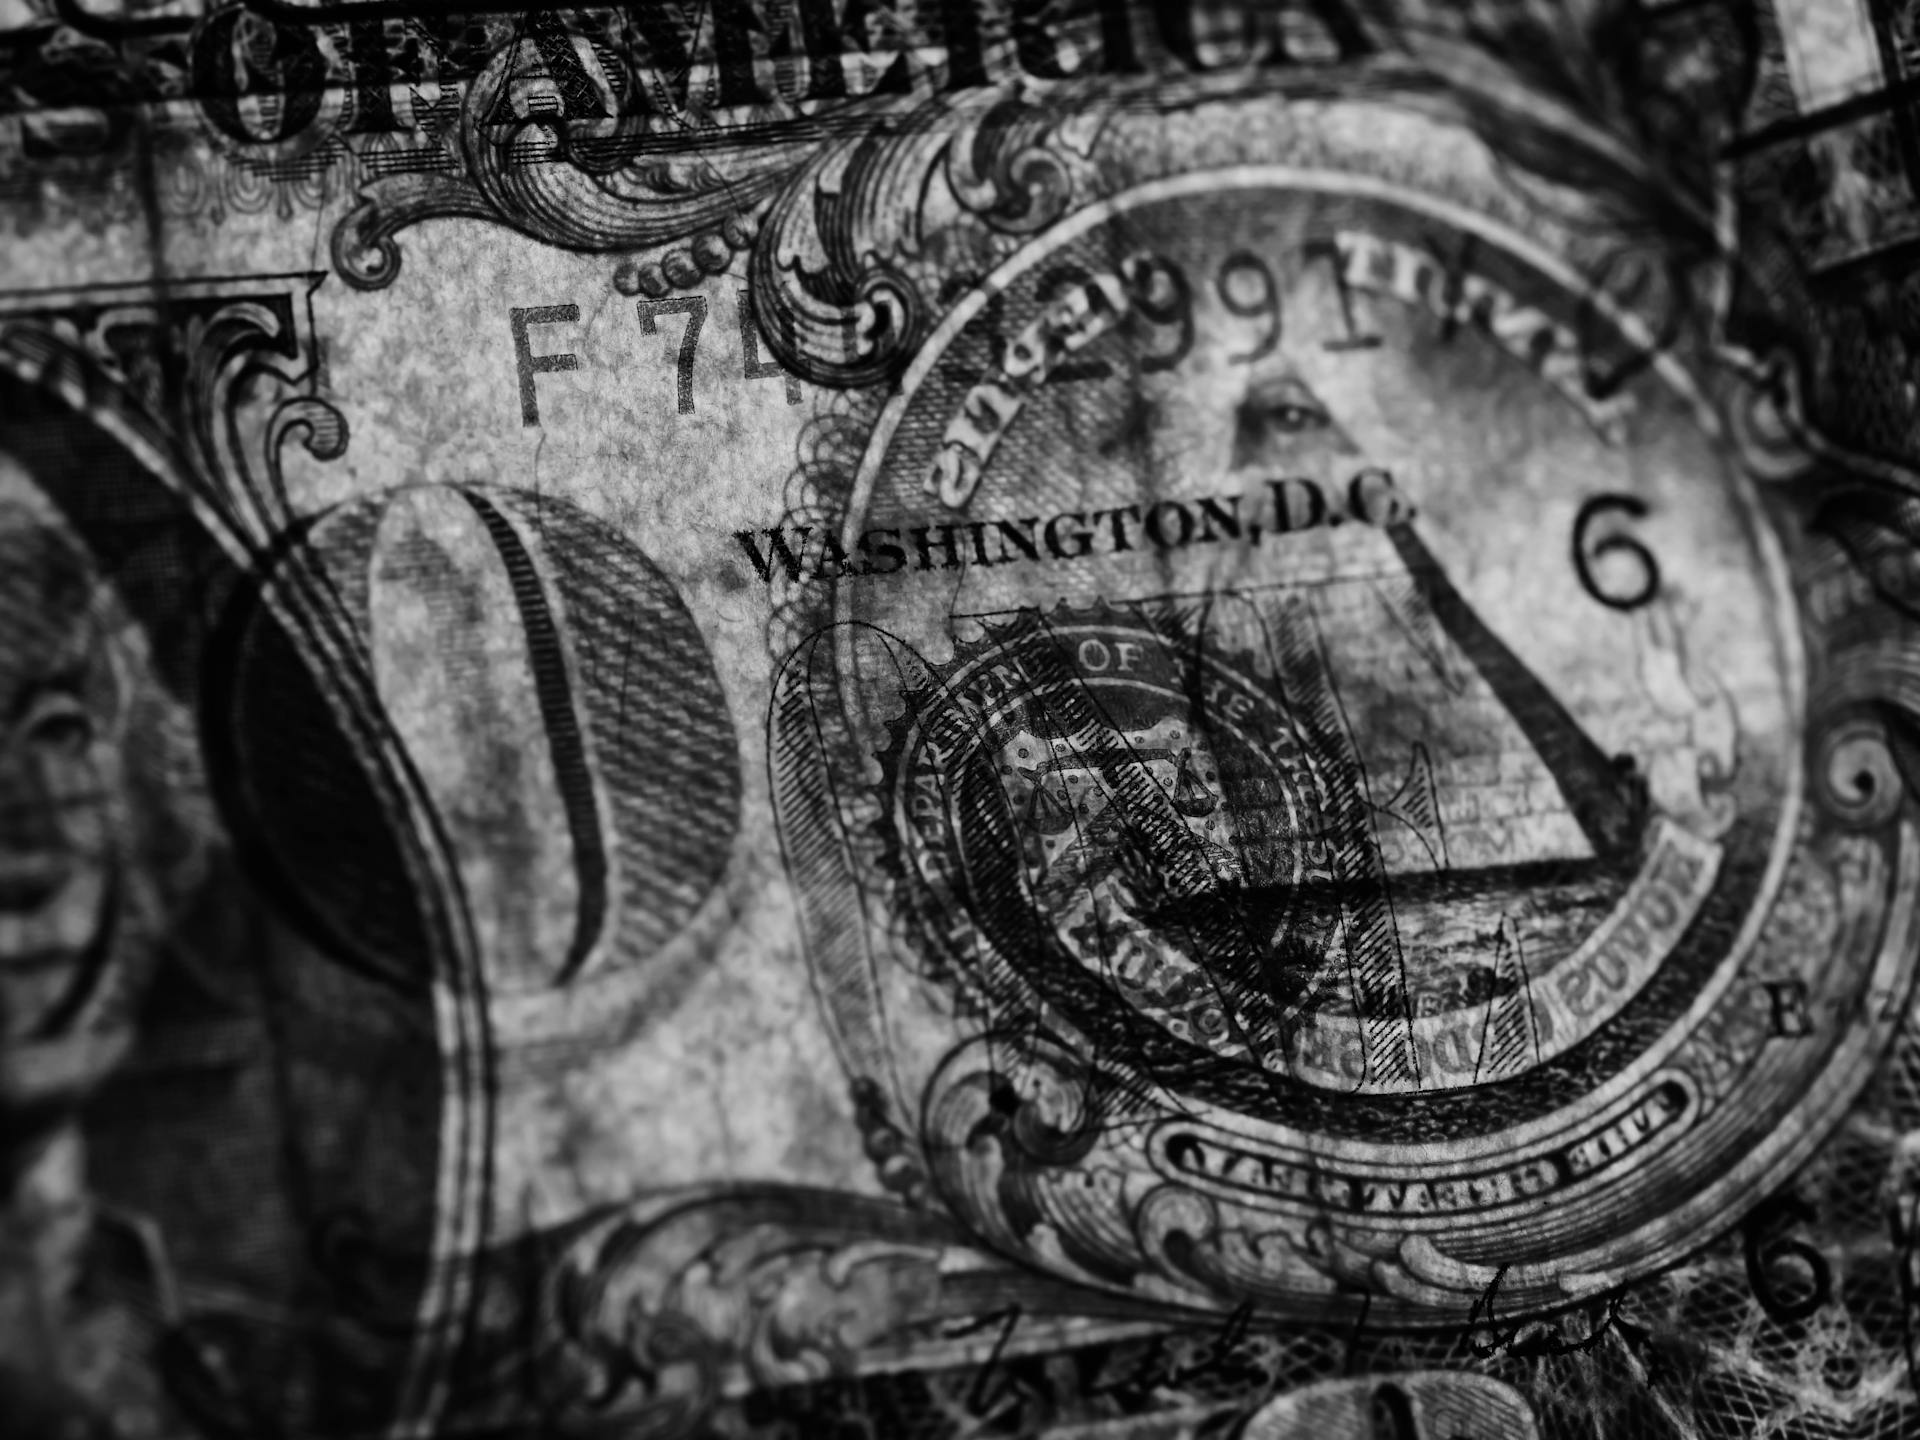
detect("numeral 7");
top-left (637, 296), bottom-right (707, 414)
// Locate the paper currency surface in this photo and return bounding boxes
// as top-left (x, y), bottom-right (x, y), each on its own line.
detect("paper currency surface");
top-left (7, 1), bottom-right (1920, 1435)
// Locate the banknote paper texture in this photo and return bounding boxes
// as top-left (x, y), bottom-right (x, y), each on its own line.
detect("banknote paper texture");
top-left (9, 1), bottom-right (1920, 1436)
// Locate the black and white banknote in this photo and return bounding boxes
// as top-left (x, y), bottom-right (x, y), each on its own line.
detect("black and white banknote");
top-left (15, 1), bottom-right (1920, 1435)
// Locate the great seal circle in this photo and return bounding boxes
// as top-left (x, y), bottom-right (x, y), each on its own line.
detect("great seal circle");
top-left (774, 94), bottom-right (1915, 1321)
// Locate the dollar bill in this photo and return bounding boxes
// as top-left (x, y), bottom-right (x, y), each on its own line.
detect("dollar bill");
top-left (6, 1), bottom-right (1920, 1436)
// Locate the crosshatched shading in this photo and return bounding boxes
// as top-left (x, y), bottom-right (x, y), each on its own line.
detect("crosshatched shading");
top-left (16, 2), bottom-right (1920, 1436)
top-left (247, 484), bottom-right (742, 1002)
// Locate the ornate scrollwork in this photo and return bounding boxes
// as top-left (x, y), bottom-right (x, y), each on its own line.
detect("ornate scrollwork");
top-left (329, 56), bottom-right (1114, 390)
top-left (332, 39), bottom-right (808, 295)
top-left (0, 276), bottom-right (341, 548)
top-left (438, 1188), bottom-right (976, 1437)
